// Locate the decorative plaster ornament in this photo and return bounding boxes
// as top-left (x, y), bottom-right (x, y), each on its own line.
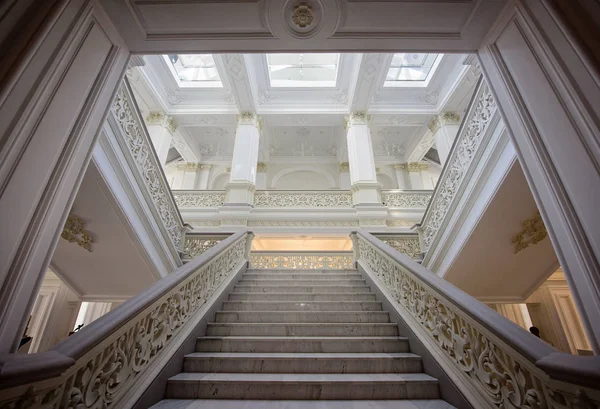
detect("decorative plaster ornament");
top-left (512, 211), bottom-right (548, 253)
top-left (61, 214), bottom-right (93, 251)
top-left (292, 3), bottom-right (314, 28)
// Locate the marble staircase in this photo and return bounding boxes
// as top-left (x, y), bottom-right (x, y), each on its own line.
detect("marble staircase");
top-left (152, 268), bottom-right (455, 408)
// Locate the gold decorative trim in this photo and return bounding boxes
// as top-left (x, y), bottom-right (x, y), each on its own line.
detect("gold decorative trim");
top-left (512, 211), bottom-right (548, 253)
top-left (407, 162), bottom-right (428, 172)
top-left (146, 111), bottom-right (165, 125)
top-left (441, 111), bottom-right (461, 125)
top-left (344, 112), bottom-right (371, 130)
top-left (61, 215), bottom-right (92, 252)
top-left (428, 117), bottom-right (440, 134)
top-left (339, 162), bottom-right (350, 172)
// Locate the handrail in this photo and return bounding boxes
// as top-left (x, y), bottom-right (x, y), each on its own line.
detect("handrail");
top-left (0, 231), bottom-right (253, 407)
top-left (352, 230), bottom-right (600, 407)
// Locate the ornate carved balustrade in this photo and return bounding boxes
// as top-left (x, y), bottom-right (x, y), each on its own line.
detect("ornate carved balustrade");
top-left (251, 251), bottom-right (354, 269)
top-left (183, 234), bottom-right (231, 259)
top-left (372, 234), bottom-right (421, 259)
top-left (0, 232), bottom-right (254, 409)
top-left (254, 190), bottom-right (353, 208)
top-left (110, 79), bottom-right (186, 250)
top-left (351, 230), bottom-right (600, 409)
top-left (381, 191), bottom-right (432, 208)
top-left (420, 79), bottom-right (498, 252)
top-left (173, 190), bottom-right (226, 208)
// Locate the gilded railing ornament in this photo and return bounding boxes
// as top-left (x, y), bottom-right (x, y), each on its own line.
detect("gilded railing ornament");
top-left (61, 214), bottom-right (92, 252)
top-left (512, 211), bottom-right (547, 253)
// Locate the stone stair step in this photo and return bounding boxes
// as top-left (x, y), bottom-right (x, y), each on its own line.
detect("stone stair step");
top-left (228, 292), bottom-right (377, 301)
top-left (214, 311), bottom-right (390, 323)
top-left (238, 279), bottom-right (367, 286)
top-left (245, 269), bottom-right (358, 275)
top-left (183, 352), bottom-right (423, 373)
top-left (151, 399), bottom-right (456, 409)
top-left (243, 273), bottom-right (364, 280)
top-left (166, 372), bottom-right (439, 400)
top-left (196, 336), bottom-right (410, 353)
top-left (221, 301), bottom-right (383, 311)
top-left (206, 323), bottom-right (399, 337)
top-left (233, 285), bottom-right (371, 293)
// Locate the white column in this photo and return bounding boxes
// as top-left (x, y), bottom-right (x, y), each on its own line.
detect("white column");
top-left (339, 162), bottom-right (351, 189)
top-left (393, 164), bottom-right (409, 189)
top-left (428, 112), bottom-right (461, 165)
top-left (407, 163), bottom-right (426, 189)
top-left (225, 113), bottom-right (261, 205)
top-left (479, 0), bottom-right (600, 352)
top-left (145, 112), bottom-right (174, 166)
top-left (177, 163), bottom-right (200, 189)
top-left (197, 164), bottom-right (212, 190)
top-left (345, 113), bottom-right (387, 227)
top-left (256, 162), bottom-right (267, 190)
top-left (346, 113), bottom-right (381, 204)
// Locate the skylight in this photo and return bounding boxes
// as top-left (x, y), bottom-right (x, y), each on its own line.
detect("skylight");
top-left (384, 53), bottom-right (442, 87)
top-left (267, 53), bottom-right (340, 88)
top-left (164, 54), bottom-right (223, 88)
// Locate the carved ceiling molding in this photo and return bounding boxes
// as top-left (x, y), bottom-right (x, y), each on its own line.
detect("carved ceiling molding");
top-left (282, 0), bottom-right (325, 39)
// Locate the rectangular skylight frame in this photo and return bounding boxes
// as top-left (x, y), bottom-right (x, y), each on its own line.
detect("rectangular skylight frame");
top-left (383, 53), bottom-right (443, 88)
top-left (266, 53), bottom-right (341, 88)
top-left (163, 54), bottom-right (224, 89)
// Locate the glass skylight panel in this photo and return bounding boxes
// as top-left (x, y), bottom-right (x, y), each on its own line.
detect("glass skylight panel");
top-left (164, 54), bottom-right (223, 88)
top-left (267, 53), bottom-right (340, 87)
top-left (384, 53), bottom-right (442, 86)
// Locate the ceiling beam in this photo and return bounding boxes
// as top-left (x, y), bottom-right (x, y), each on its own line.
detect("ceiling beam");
top-left (217, 54), bottom-right (255, 113)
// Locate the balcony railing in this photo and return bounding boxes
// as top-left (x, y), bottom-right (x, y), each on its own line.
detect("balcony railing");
top-left (352, 230), bottom-right (600, 409)
top-left (250, 251), bottom-right (354, 269)
top-left (173, 189), bottom-right (432, 210)
top-left (183, 233), bottom-right (231, 259)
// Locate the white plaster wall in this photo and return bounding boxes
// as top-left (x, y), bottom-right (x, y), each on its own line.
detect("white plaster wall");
top-left (268, 163), bottom-right (339, 190)
top-left (421, 166), bottom-right (442, 189)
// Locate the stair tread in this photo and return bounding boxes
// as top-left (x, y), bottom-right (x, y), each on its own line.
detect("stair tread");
top-left (170, 372), bottom-right (437, 383)
top-left (151, 400), bottom-right (455, 409)
top-left (185, 352), bottom-right (420, 359)
top-left (208, 322), bottom-right (397, 326)
top-left (199, 336), bottom-right (407, 340)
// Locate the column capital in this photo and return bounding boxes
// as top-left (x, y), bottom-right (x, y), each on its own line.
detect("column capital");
top-left (236, 112), bottom-right (262, 130)
top-left (393, 163), bottom-right (407, 170)
top-left (407, 162), bottom-right (428, 172)
top-left (344, 112), bottom-right (371, 130)
top-left (146, 111), bottom-right (177, 133)
top-left (200, 164), bottom-right (212, 170)
top-left (177, 162), bottom-right (202, 171)
top-left (428, 112), bottom-right (461, 134)
top-left (339, 162), bottom-right (350, 172)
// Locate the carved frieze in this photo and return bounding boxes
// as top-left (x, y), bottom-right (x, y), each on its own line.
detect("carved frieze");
top-left (254, 191), bottom-right (353, 208)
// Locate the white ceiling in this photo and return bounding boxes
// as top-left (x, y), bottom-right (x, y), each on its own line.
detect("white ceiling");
top-left (129, 51), bottom-right (480, 166)
top-left (51, 163), bottom-right (161, 301)
top-left (444, 162), bottom-right (559, 301)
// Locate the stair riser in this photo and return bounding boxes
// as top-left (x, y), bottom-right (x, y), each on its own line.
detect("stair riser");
top-left (243, 274), bottom-right (364, 280)
top-left (233, 286), bottom-right (371, 293)
top-left (245, 269), bottom-right (357, 274)
top-left (183, 357), bottom-right (422, 374)
top-left (215, 311), bottom-right (390, 323)
top-left (166, 380), bottom-right (439, 400)
top-left (238, 280), bottom-right (367, 286)
top-left (228, 293), bottom-right (377, 301)
top-left (221, 301), bottom-right (382, 312)
top-left (196, 339), bottom-right (410, 353)
top-left (206, 324), bottom-right (399, 337)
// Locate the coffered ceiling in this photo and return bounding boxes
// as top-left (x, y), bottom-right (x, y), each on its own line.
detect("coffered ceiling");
top-left (128, 51), bottom-right (480, 165)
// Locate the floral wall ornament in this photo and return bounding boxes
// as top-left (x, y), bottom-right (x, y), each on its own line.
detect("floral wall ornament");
top-left (512, 211), bottom-right (548, 253)
top-left (292, 3), bottom-right (314, 28)
top-left (61, 214), bottom-right (93, 252)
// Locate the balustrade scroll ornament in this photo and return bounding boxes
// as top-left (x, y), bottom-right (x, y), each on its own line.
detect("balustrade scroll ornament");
top-left (0, 233), bottom-right (252, 409)
top-left (375, 236), bottom-right (420, 258)
top-left (183, 235), bottom-right (230, 259)
top-left (421, 80), bottom-right (497, 251)
top-left (173, 191), bottom-right (226, 208)
top-left (381, 191), bottom-right (432, 208)
top-left (353, 232), bottom-right (600, 409)
top-left (251, 252), bottom-right (354, 269)
top-left (254, 191), bottom-right (353, 208)
top-left (111, 80), bottom-right (184, 248)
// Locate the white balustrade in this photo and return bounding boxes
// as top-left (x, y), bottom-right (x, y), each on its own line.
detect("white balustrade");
top-left (250, 251), bottom-right (354, 270)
